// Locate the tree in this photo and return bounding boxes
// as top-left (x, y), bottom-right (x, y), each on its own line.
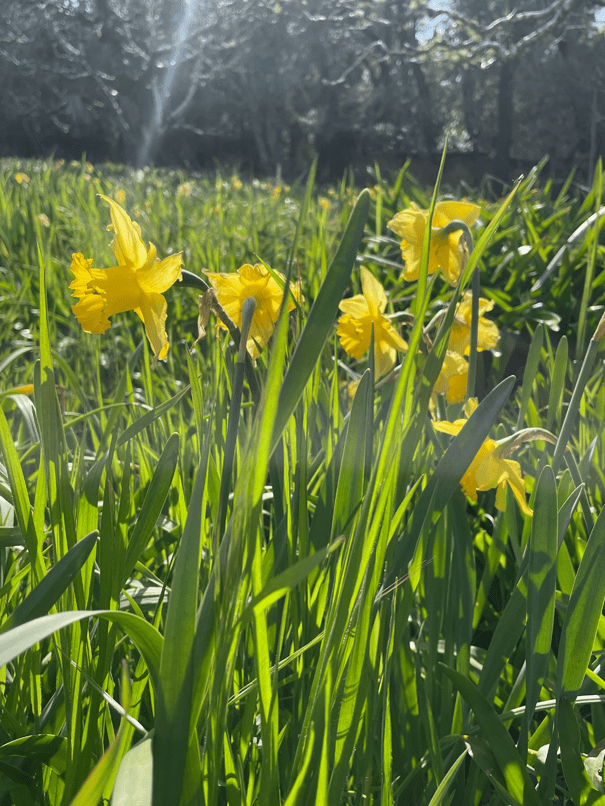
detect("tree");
top-left (423, 0), bottom-right (602, 180)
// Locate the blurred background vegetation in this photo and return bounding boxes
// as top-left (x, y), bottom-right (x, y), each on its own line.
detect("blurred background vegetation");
top-left (2, 0), bottom-right (605, 189)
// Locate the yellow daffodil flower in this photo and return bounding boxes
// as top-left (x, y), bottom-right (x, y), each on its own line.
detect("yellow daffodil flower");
top-left (432, 350), bottom-right (468, 404)
top-left (70, 196), bottom-right (183, 362)
top-left (337, 267), bottom-right (408, 379)
top-left (433, 399), bottom-right (532, 515)
top-left (449, 292), bottom-right (499, 355)
top-left (388, 201), bottom-right (481, 285)
top-left (204, 264), bottom-right (301, 359)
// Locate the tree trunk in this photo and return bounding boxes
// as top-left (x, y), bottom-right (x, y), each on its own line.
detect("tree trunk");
top-left (462, 68), bottom-right (481, 151)
top-left (411, 62), bottom-right (438, 154)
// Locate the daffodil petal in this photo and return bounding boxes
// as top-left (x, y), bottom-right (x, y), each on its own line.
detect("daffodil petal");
top-left (387, 203), bottom-right (425, 242)
top-left (432, 420), bottom-right (464, 436)
top-left (136, 293), bottom-right (169, 360)
top-left (339, 295), bottom-right (370, 318)
top-left (137, 253), bottom-right (183, 294)
top-left (361, 267), bottom-right (387, 318)
top-left (379, 321), bottom-right (408, 353)
top-left (100, 195), bottom-right (148, 268)
top-left (434, 200), bottom-right (481, 226)
top-left (375, 341), bottom-right (396, 379)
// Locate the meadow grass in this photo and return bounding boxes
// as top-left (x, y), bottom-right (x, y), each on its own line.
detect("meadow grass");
top-left (1, 155), bottom-right (605, 806)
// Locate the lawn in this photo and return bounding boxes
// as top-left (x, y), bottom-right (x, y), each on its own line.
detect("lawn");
top-left (1, 154), bottom-right (605, 805)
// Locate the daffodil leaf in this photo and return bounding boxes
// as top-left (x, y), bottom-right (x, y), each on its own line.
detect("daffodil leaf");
top-left (153, 449), bottom-right (208, 806)
top-left (0, 531), bottom-right (97, 635)
top-left (426, 748), bottom-right (468, 806)
top-left (558, 503), bottom-right (605, 696)
top-left (0, 735), bottom-right (67, 776)
top-left (116, 386), bottom-right (190, 447)
top-left (271, 189), bottom-right (370, 451)
top-left (111, 737), bottom-right (153, 806)
top-left (559, 698), bottom-right (605, 806)
top-left (122, 432), bottom-right (180, 587)
top-left (68, 663), bottom-right (132, 806)
top-left (0, 612), bottom-right (162, 692)
top-left (432, 375), bottom-right (515, 510)
top-left (520, 465), bottom-right (557, 760)
top-left (516, 324), bottom-right (544, 429)
top-left (286, 158), bottom-right (317, 276)
top-left (546, 335), bottom-right (568, 431)
top-left (441, 665), bottom-right (542, 806)
top-left (477, 481), bottom-right (584, 702)
top-left (385, 375), bottom-right (515, 589)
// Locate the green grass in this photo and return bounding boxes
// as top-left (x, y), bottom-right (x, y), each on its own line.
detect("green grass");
top-left (1, 154), bottom-right (605, 806)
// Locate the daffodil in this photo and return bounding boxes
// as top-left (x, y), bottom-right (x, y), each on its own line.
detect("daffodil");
top-left (388, 201), bottom-right (481, 285)
top-left (0, 384), bottom-right (34, 398)
top-left (70, 196), bottom-right (183, 362)
top-left (433, 399), bottom-right (532, 515)
top-left (449, 292), bottom-right (499, 355)
top-left (203, 264), bottom-right (301, 359)
top-left (432, 351), bottom-right (468, 404)
top-left (337, 267), bottom-right (408, 379)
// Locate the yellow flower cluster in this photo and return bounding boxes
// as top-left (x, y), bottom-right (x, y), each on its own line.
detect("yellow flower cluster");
top-left (66, 191), bottom-right (528, 514)
top-left (335, 200), bottom-right (528, 513)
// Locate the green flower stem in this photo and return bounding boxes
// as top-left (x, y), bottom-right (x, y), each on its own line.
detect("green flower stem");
top-left (437, 219), bottom-right (474, 255)
top-left (552, 313), bottom-right (605, 474)
top-left (466, 266), bottom-right (480, 401)
top-left (179, 269), bottom-right (210, 291)
top-left (217, 296), bottom-right (257, 536)
top-left (195, 288), bottom-right (261, 404)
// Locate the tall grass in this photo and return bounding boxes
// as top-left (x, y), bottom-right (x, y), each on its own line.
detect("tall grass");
top-left (1, 155), bottom-right (605, 806)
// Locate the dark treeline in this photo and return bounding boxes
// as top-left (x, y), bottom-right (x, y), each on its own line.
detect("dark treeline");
top-left (2, 0), bottom-right (605, 187)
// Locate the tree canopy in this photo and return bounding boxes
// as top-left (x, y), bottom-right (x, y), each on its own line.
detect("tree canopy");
top-left (2, 0), bottom-right (604, 184)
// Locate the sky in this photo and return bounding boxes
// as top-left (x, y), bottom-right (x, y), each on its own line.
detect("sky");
top-left (417, 2), bottom-right (605, 45)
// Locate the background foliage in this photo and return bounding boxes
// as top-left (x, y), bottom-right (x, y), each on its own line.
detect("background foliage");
top-left (2, 0), bottom-right (605, 185)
